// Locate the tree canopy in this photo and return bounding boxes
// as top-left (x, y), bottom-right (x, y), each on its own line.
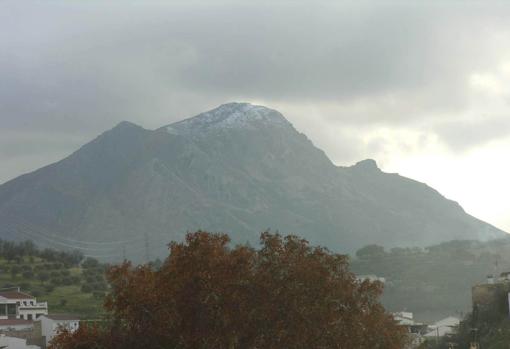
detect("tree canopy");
top-left (51, 231), bottom-right (406, 349)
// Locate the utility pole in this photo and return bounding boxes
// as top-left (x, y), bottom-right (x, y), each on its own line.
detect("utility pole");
top-left (144, 231), bottom-right (150, 263)
top-left (471, 303), bottom-right (480, 349)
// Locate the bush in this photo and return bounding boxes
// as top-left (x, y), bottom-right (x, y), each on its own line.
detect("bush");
top-left (37, 271), bottom-right (50, 283)
top-left (92, 282), bottom-right (107, 291)
top-left (43, 263), bottom-right (53, 270)
top-left (92, 291), bottom-right (104, 299)
top-left (82, 258), bottom-right (99, 269)
top-left (50, 277), bottom-right (63, 286)
top-left (355, 244), bottom-right (386, 259)
top-left (53, 263), bottom-right (63, 270)
top-left (22, 271), bottom-right (34, 279)
top-left (10, 265), bottom-right (21, 278)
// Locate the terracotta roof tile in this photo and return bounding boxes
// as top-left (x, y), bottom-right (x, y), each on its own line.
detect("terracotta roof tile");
top-left (0, 291), bottom-right (35, 299)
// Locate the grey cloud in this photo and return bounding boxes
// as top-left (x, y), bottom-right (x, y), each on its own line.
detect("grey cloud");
top-left (434, 116), bottom-right (510, 152)
top-left (1, 2), bottom-right (504, 122)
top-left (3, 1), bottom-right (510, 182)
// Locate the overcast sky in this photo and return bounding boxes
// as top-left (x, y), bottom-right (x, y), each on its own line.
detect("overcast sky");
top-left (2, 0), bottom-right (510, 231)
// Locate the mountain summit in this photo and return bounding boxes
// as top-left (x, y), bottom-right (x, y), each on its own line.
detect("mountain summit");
top-left (165, 103), bottom-right (291, 134)
top-left (0, 103), bottom-right (505, 261)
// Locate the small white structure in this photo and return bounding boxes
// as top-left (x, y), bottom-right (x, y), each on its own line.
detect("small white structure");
top-left (424, 316), bottom-right (460, 338)
top-left (393, 311), bottom-right (414, 326)
top-left (0, 289), bottom-right (48, 321)
top-left (356, 274), bottom-right (386, 284)
top-left (499, 272), bottom-right (510, 282)
top-left (38, 315), bottom-right (79, 347)
top-left (0, 334), bottom-right (40, 349)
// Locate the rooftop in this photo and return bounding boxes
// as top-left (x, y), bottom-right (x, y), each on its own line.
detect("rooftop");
top-left (0, 291), bottom-right (34, 300)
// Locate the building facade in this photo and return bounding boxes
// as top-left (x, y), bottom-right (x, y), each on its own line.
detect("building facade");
top-left (0, 289), bottom-right (48, 321)
top-left (38, 315), bottom-right (80, 347)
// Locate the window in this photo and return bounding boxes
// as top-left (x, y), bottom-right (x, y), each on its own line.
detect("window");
top-left (0, 304), bottom-right (6, 316)
top-left (20, 314), bottom-right (24, 319)
top-left (7, 304), bottom-right (17, 316)
top-left (27, 314), bottom-right (32, 320)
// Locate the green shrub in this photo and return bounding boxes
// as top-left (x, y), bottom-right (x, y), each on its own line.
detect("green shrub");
top-left (50, 277), bottom-right (63, 286)
top-left (22, 271), bottom-right (34, 279)
top-left (92, 291), bottom-right (104, 299)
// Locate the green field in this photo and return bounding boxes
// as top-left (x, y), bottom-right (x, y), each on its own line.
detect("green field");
top-left (0, 254), bottom-right (105, 319)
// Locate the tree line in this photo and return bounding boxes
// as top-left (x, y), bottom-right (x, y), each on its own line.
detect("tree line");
top-left (50, 231), bottom-right (408, 349)
top-left (0, 239), bottom-right (83, 266)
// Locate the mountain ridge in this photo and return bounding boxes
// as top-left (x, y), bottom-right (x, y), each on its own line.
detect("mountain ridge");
top-left (0, 103), bottom-right (505, 261)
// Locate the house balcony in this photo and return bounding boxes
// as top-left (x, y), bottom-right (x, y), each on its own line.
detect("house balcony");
top-left (19, 302), bottom-right (47, 310)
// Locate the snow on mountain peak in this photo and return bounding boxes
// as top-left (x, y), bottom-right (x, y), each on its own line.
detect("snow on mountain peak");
top-left (166, 102), bottom-right (291, 134)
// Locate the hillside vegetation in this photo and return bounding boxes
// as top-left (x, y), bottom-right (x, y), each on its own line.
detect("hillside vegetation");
top-left (4, 234), bottom-right (510, 324)
top-left (0, 240), bottom-right (107, 318)
top-left (351, 237), bottom-right (510, 322)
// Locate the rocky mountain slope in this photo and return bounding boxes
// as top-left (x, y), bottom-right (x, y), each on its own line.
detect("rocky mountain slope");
top-left (0, 103), bottom-right (504, 261)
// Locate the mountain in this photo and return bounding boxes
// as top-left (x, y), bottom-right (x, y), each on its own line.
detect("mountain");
top-left (0, 103), bottom-right (505, 261)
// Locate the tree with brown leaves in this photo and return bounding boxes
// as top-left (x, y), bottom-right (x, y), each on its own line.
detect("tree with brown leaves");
top-left (51, 231), bottom-right (407, 349)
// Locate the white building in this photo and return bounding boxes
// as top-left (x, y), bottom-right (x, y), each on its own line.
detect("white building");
top-left (393, 311), bottom-right (414, 326)
top-left (0, 289), bottom-right (48, 321)
top-left (356, 274), bottom-right (386, 283)
top-left (424, 316), bottom-right (460, 338)
top-left (38, 315), bottom-right (80, 347)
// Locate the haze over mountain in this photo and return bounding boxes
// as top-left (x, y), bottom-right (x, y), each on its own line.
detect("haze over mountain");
top-left (0, 103), bottom-right (504, 261)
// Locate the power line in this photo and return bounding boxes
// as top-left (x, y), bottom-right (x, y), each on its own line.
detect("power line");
top-left (13, 220), bottom-right (145, 246)
top-left (1, 220), bottom-right (176, 261)
top-left (10, 225), bottom-right (118, 251)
